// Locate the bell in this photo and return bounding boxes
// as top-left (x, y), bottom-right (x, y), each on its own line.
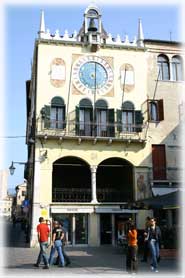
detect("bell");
top-left (88, 18), bottom-right (97, 32)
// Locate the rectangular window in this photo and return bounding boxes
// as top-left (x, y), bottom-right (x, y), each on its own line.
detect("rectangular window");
top-left (172, 62), bottom-right (182, 81)
top-left (51, 107), bottom-right (64, 129)
top-left (122, 111), bottom-right (134, 132)
top-left (152, 144), bottom-right (166, 180)
top-left (96, 109), bottom-right (107, 136)
top-left (79, 108), bottom-right (92, 136)
top-left (22, 191), bottom-right (26, 197)
top-left (148, 99), bottom-right (164, 122)
top-left (157, 62), bottom-right (170, 81)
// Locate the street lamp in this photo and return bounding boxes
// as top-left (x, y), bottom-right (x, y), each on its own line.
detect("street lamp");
top-left (9, 151), bottom-right (48, 175)
top-left (9, 161), bottom-right (27, 175)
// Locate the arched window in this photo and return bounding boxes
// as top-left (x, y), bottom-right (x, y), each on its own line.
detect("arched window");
top-left (157, 55), bottom-right (170, 81)
top-left (51, 97), bottom-right (65, 129)
top-left (95, 99), bottom-right (108, 109)
top-left (88, 9), bottom-right (98, 16)
top-left (95, 100), bottom-right (108, 136)
top-left (149, 102), bottom-right (158, 121)
top-left (122, 101), bottom-right (135, 110)
top-left (78, 98), bottom-right (93, 136)
top-left (117, 101), bottom-right (143, 133)
top-left (148, 99), bottom-right (164, 122)
top-left (51, 96), bottom-right (65, 106)
top-left (79, 98), bottom-right (93, 108)
top-left (172, 55), bottom-right (183, 81)
top-left (121, 101), bottom-right (135, 132)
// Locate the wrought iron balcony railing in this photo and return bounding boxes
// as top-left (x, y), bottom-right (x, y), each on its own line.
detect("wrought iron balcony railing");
top-left (37, 119), bottom-right (146, 142)
top-left (148, 167), bottom-right (182, 185)
top-left (52, 188), bottom-right (133, 203)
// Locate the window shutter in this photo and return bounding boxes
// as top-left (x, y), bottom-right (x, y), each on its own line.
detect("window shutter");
top-left (158, 99), bottom-right (164, 121)
top-left (108, 109), bottom-right (115, 137)
top-left (135, 110), bottom-right (143, 132)
top-left (63, 106), bottom-right (66, 129)
top-left (152, 144), bottom-right (166, 180)
top-left (44, 105), bottom-right (51, 129)
top-left (75, 106), bottom-right (80, 135)
top-left (117, 109), bottom-right (122, 132)
top-left (41, 107), bottom-right (45, 119)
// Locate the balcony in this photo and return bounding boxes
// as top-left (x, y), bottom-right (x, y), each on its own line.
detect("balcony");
top-left (52, 188), bottom-right (132, 203)
top-left (52, 188), bottom-right (91, 203)
top-left (149, 167), bottom-right (182, 187)
top-left (36, 119), bottom-right (146, 143)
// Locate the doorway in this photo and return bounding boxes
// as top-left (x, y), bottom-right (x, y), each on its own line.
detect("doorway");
top-left (100, 214), bottom-right (112, 244)
top-left (52, 213), bottom-right (88, 245)
top-left (75, 214), bottom-right (88, 244)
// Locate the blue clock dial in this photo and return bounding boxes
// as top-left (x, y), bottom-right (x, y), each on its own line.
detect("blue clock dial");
top-left (73, 55), bottom-right (113, 95)
top-left (79, 62), bottom-right (108, 89)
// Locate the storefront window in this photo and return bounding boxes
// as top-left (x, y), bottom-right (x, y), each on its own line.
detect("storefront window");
top-left (75, 214), bottom-right (88, 244)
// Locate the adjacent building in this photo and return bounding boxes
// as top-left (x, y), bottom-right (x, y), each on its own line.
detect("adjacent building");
top-left (25, 4), bottom-right (184, 247)
top-left (12, 181), bottom-right (28, 220)
top-left (0, 169), bottom-right (13, 218)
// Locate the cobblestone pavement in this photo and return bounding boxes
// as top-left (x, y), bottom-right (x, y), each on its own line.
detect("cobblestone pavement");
top-left (0, 220), bottom-right (183, 277)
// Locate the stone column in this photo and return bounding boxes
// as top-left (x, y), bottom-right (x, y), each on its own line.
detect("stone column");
top-left (90, 165), bottom-right (98, 204)
top-left (111, 214), bottom-right (115, 246)
top-left (169, 57), bottom-right (173, 81)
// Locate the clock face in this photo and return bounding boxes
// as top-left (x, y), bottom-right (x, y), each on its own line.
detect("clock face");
top-left (73, 56), bottom-right (113, 95)
top-left (79, 62), bottom-right (108, 89)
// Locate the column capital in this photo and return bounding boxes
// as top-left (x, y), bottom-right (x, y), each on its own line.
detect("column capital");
top-left (90, 165), bottom-right (97, 172)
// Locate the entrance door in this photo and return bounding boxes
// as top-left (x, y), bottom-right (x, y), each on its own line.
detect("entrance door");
top-left (100, 214), bottom-right (112, 244)
top-left (75, 214), bottom-right (88, 244)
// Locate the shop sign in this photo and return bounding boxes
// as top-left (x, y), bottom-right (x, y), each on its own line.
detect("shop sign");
top-left (95, 207), bottom-right (138, 213)
top-left (51, 206), bottom-right (94, 213)
top-left (41, 208), bottom-right (48, 218)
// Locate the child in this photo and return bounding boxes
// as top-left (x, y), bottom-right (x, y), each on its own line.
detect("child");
top-left (126, 222), bottom-right (138, 274)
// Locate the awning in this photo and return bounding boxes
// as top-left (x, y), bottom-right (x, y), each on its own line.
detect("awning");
top-left (152, 187), bottom-right (178, 197)
top-left (137, 190), bottom-right (181, 209)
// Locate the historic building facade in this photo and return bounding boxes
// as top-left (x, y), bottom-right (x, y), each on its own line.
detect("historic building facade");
top-left (26, 4), bottom-right (184, 246)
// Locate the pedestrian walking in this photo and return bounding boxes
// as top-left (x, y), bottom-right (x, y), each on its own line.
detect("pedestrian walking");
top-left (141, 216), bottom-right (151, 262)
top-left (146, 217), bottom-right (161, 273)
top-left (34, 217), bottom-right (50, 269)
top-left (49, 221), bottom-right (65, 267)
top-left (55, 221), bottom-right (71, 266)
top-left (126, 222), bottom-right (138, 274)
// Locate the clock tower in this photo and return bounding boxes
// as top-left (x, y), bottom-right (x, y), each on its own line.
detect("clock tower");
top-left (26, 3), bottom-right (183, 248)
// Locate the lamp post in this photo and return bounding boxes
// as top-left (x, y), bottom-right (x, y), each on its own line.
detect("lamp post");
top-left (9, 161), bottom-right (27, 175)
top-left (9, 151), bottom-right (48, 175)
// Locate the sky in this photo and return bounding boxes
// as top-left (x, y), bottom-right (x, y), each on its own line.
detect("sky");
top-left (0, 0), bottom-right (183, 194)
